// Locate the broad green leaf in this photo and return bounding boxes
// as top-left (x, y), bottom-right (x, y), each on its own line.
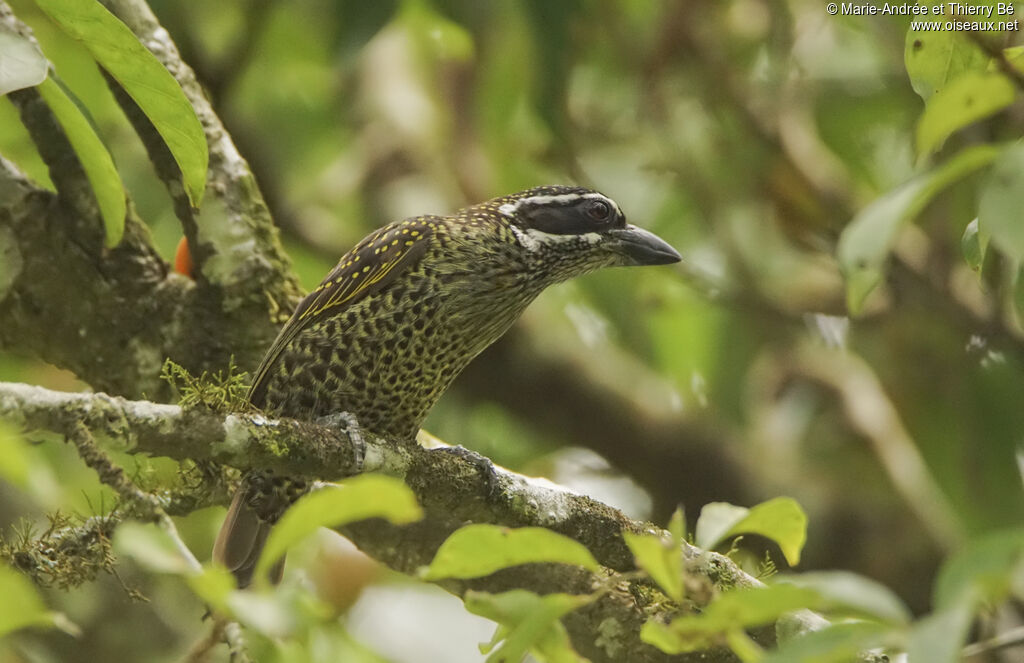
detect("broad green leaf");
top-left (961, 218), bottom-right (987, 272)
top-left (668, 507), bottom-right (686, 544)
top-left (423, 525), bottom-right (600, 580)
top-left (776, 572), bottom-right (911, 625)
top-left (695, 497), bottom-right (807, 566)
top-left (466, 590), bottom-right (590, 663)
top-left (641, 584), bottom-right (823, 654)
top-left (256, 475), bottom-right (422, 583)
top-left (0, 25), bottom-right (48, 95)
top-left (933, 527), bottom-right (1024, 609)
top-left (838, 144), bottom-right (1001, 313)
top-left (1004, 46), bottom-right (1024, 76)
top-left (916, 73), bottom-right (1014, 155)
top-left (905, 13), bottom-right (989, 101)
top-left (906, 603), bottom-right (974, 663)
top-left (0, 420), bottom-right (30, 487)
top-left (113, 521), bottom-right (194, 575)
top-left (623, 531), bottom-right (683, 602)
top-left (32, 0), bottom-right (208, 206)
top-left (273, 624), bottom-right (393, 663)
top-left (728, 497), bottom-right (807, 566)
top-left (760, 621), bottom-right (893, 663)
top-left (1015, 264), bottom-right (1024, 321)
top-left (213, 578), bottom-right (331, 638)
top-left (185, 564), bottom-right (236, 610)
top-left (401, 0), bottom-right (474, 62)
top-left (0, 564), bottom-right (77, 637)
top-left (226, 589), bottom-right (298, 638)
top-left (36, 76), bottom-right (125, 247)
top-left (979, 142), bottom-right (1024, 261)
top-left (694, 502), bottom-right (749, 552)
top-left (641, 619), bottom-right (709, 655)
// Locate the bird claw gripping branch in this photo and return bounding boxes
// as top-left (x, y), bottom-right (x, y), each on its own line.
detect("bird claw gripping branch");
top-left (214, 186), bottom-right (681, 588)
top-left (315, 412), bottom-right (366, 472)
top-left (433, 444), bottom-right (501, 497)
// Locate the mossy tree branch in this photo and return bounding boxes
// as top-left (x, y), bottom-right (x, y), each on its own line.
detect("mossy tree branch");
top-left (0, 380), bottom-right (825, 663)
top-left (0, 1), bottom-right (299, 401)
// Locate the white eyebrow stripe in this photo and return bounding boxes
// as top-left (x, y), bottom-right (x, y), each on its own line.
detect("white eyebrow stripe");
top-left (499, 192), bottom-right (620, 218)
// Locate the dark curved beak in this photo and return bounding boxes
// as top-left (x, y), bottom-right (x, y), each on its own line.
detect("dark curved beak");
top-left (607, 225), bottom-right (681, 266)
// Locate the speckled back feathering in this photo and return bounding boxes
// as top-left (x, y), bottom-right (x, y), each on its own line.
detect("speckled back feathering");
top-left (214, 185), bottom-right (681, 587)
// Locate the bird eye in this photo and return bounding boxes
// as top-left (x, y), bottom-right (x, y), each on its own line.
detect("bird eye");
top-left (585, 200), bottom-right (611, 222)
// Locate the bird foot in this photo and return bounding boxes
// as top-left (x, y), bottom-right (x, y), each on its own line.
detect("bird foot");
top-left (316, 412), bottom-right (365, 473)
top-left (433, 445), bottom-right (500, 497)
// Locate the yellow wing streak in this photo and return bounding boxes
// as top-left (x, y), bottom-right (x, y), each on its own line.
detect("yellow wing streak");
top-left (247, 218), bottom-right (436, 407)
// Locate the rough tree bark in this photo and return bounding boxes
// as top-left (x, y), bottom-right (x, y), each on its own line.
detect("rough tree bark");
top-left (0, 1), bottom-right (867, 662)
top-left (0, 381), bottom-right (832, 663)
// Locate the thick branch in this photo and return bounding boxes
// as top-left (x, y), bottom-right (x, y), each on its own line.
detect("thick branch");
top-left (0, 156), bottom-right (269, 399)
top-left (0, 2), bottom-right (300, 399)
top-left (96, 0), bottom-right (303, 312)
top-left (0, 381), bottom-right (828, 663)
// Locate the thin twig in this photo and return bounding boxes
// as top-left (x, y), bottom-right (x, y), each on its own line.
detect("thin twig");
top-left (789, 344), bottom-right (964, 550)
top-left (965, 31), bottom-right (1024, 93)
top-left (67, 422), bottom-right (201, 571)
top-left (963, 624), bottom-right (1024, 659)
top-left (67, 421), bottom-right (253, 659)
top-left (0, 380), bottom-right (783, 663)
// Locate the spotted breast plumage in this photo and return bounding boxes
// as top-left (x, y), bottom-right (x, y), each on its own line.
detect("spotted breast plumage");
top-left (214, 185), bottom-right (681, 587)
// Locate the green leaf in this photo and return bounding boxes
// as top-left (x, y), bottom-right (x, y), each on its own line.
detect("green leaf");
top-left (933, 527), bottom-right (1024, 609)
top-left (694, 502), bottom-right (751, 552)
top-left (226, 589), bottom-right (298, 638)
top-left (905, 13), bottom-right (989, 101)
top-left (214, 578), bottom-right (332, 638)
top-left (916, 73), bottom-right (1015, 156)
top-left (0, 564), bottom-right (74, 637)
top-left (255, 475), bottom-right (422, 583)
top-left (642, 584), bottom-right (823, 654)
top-left (465, 590), bottom-right (590, 663)
top-left (979, 142), bottom-right (1024, 261)
top-left (695, 497), bottom-right (807, 566)
top-left (0, 24), bottom-right (48, 95)
top-left (113, 521), bottom-right (194, 575)
top-left (185, 564), bottom-right (236, 611)
top-left (0, 420), bottom-right (30, 487)
top-left (837, 144), bottom-right (1001, 313)
top-left (623, 531), bottom-right (683, 602)
top-left (776, 571), bottom-right (911, 625)
top-left (641, 619), bottom-right (707, 655)
top-left (668, 507), bottom-right (686, 544)
top-left (401, 0), bottom-right (474, 62)
top-left (1014, 263), bottom-right (1024, 322)
top-left (961, 218), bottom-right (987, 273)
top-left (36, 76), bottom-right (126, 247)
top-left (906, 603), bottom-right (974, 663)
top-left (760, 621), bottom-right (893, 663)
top-left (423, 525), bottom-right (601, 581)
top-left (32, 0), bottom-right (208, 206)
top-left (731, 498), bottom-right (807, 566)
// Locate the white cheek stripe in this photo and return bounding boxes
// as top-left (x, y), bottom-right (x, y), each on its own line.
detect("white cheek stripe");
top-left (498, 192), bottom-right (622, 218)
top-left (510, 224), bottom-right (541, 251)
top-left (511, 227), bottom-right (603, 252)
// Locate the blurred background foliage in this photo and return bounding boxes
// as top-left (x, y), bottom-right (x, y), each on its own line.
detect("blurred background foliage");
top-left (1, 0), bottom-right (1023, 661)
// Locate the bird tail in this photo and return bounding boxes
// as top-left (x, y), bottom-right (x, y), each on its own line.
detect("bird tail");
top-left (213, 490), bottom-right (285, 588)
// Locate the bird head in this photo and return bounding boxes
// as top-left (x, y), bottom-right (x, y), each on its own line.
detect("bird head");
top-left (486, 186), bottom-right (681, 277)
